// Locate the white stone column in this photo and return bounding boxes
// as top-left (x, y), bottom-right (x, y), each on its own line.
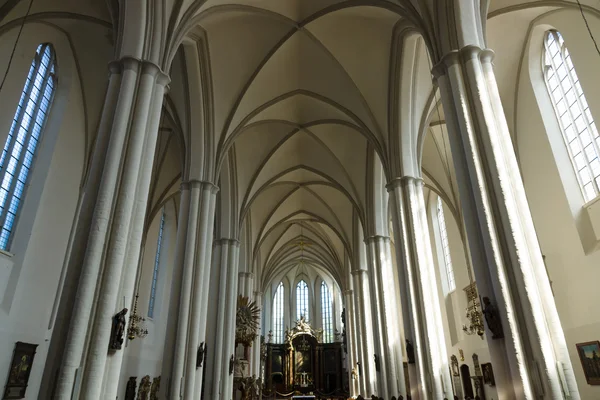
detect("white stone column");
top-left (343, 289), bottom-right (359, 398)
top-left (54, 58), bottom-right (140, 400)
top-left (221, 240), bottom-right (241, 399)
top-left (79, 61), bottom-right (166, 399)
top-left (168, 182), bottom-right (202, 399)
top-left (433, 46), bottom-right (580, 399)
top-left (101, 71), bottom-right (169, 399)
top-left (238, 272), bottom-right (254, 299)
top-left (203, 238), bottom-right (240, 399)
top-left (365, 235), bottom-right (407, 398)
top-left (387, 177), bottom-right (453, 400)
top-left (158, 185), bottom-right (191, 399)
top-left (183, 182), bottom-right (219, 399)
top-left (351, 269), bottom-right (375, 396)
top-left (252, 291), bottom-right (264, 376)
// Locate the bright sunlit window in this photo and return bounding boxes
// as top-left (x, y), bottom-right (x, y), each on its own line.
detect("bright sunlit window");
top-left (544, 30), bottom-right (600, 202)
top-left (321, 281), bottom-right (333, 343)
top-left (0, 43), bottom-right (56, 250)
top-left (273, 282), bottom-right (284, 343)
top-left (437, 197), bottom-right (455, 292)
top-left (296, 280), bottom-right (309, 321)
top-left (148, 209), bottom-right (165, 318)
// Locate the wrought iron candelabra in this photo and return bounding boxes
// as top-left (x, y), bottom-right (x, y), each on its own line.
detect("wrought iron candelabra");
top-left (128, 293), bottom-right (148, 340)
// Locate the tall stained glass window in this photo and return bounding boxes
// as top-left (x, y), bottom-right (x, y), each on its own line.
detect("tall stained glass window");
top-left (321, 281), bottom-right (333, 343)
top-left (544, 30), bottom-right (600, 202)
top-left (437, 197), bottom-right (455, 292)
top-left (296, 280), bottom-right (309, 321)
top-left (148, 209), bottom-right (165, 318)
top-left (273, 282), bottom-right (285, 343)
top-left (0, 43), bottom-right (56, 250)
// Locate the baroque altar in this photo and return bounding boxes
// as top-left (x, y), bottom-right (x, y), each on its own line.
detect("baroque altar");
top-left (264, 317), bottom-right (345, 397)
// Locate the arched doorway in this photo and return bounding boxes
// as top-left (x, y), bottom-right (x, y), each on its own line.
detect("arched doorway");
top-left (460, 364), bottom-right (474, 398)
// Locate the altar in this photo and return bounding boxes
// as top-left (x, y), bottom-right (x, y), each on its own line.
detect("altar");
top-left (264, 317), bottom-right (346, 398)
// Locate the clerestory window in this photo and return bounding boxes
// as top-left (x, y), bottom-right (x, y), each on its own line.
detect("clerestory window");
top-left (437, 197), bottom-right (455, 292)
top-left (0, 43), bottom-right (56, 250)
top-left (543, 30), bottom-right (600, 202)
top-left (273, 282), bottom-right (285, 343)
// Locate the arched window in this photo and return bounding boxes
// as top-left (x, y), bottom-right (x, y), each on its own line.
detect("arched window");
top-left (273, 282), bottom-right (285, 343)
top-left (0, 43), bottom-right (56, 250)
top-left (296, 280), bottom-right (309, 321)
top-left (437, 197), bottom-right (455, 292)
top-left (544, 30), bottom-right (600, 202)
top-left (148, 208), bottom-right (165, 318)
top-left (321, 281), bottom-right (333, 343)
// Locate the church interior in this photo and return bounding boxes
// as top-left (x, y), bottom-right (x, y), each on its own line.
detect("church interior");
top-left (1, 0), bottom-right (600, 399)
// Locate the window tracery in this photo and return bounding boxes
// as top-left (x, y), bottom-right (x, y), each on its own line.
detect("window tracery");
top-left (273, 282), bottom-right (285, 343)
top-left (437, 197), bottom-right (455, 292)
top-left (0, 43), bottom-right (56, 250)
top-left (544, 30), bottom-right (600, 202)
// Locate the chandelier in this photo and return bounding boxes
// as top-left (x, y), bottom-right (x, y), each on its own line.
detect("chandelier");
top-left (462, 282), bottom-right (484, 338)
top-left (128, 293), bottom-right (148, 340)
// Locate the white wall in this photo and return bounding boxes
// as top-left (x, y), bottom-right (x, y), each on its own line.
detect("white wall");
top-left (514, 9), bottom-right (600, 399)
top-left (0, 22), bottom-right (111, 398)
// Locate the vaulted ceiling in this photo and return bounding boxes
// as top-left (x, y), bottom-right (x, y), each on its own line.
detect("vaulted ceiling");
top-left (2, 0), bottom-right (597, 290)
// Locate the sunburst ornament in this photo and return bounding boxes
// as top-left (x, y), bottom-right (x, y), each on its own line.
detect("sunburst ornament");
top-left (236, 295), bottom-right (261, 346)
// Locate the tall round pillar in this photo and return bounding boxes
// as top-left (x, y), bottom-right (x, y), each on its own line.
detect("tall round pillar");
top-left (55, 58), bottom-right (140, 400)
top-left (351, 269), bottom-right (375, 396)
top-left (387, 177), bottom-right (453, 400)
top-left (79, 61), bottom-right (165, 399)
top-left (433, 45), bottom-right (580, 399)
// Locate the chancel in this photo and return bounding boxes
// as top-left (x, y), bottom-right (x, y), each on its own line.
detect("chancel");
top-left (1, 1), bottom-right (600, 400)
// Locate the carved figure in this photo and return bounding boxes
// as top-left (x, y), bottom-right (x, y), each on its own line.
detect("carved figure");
top-left (351, 367), bottom-right (358, 380)
top-left (374, 354), bottom-right (380, 372)
top-left (482, 297), bottom-right (504, 339)
top-left (196, 342), bottom-right (205, 368)
top-left (137, 375), bottom-right (151, 400)
top-left (406, 339), bottom-right (415, 364)
top-left (150, 376), bottom-right (160, 400)
top-left (110, 308), bottom-right (128, 350)
top-left (124, 377), bottom-right (136, 400)
top-left (229, 354), bottom-right (235, 375)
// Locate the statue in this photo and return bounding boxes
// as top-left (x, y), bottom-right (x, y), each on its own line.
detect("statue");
top-left (137, 375), bottom-right (151, 400)
top-left (298, 315), bottom-right (310, 332)
top-left (110, 308), bottom-right (128, 350)
top-left (229, 354), bottom-right (235, 375)
top-left (406, 339), bottom-right (415, 364)
top-left (196, 342), bottom-right (205, 368)
top-left (124, 377), bottom-right (136, 400)
top-left (150, 376), bottom-right (160, 400)
top-left (482, 297), bottom-right (504, 339)
top-left (351, 367), bottom-right (358, 380)
top-left (374, 354), bottom-right (380, 372)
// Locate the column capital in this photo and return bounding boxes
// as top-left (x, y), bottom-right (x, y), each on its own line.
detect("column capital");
top-left (254, 290), bottom-right (263, 298)
top-left (238, 271), bottom-right (254, 278)
top-left (181, 179), bottom-right (220, 193)
top-left (351, 269), bottom-right (368, 277)
top-left (215, 237), bottom-right (240, 246)
top-left (342, 289), bottom-right (353, 296)
top-left (432, 46), bottom-right (496, 79)
top-left (363, 235), bottom-right (391, 244)
top-left (385, 176), bottom-right (423, 192)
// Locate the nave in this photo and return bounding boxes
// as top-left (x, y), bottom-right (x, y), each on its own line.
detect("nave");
top-left (0, 1), bottom-right (600, 399)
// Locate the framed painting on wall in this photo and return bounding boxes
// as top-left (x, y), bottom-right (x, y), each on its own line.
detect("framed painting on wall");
top-left (3, 342), bottom-right (38, 399)
top-left (576, 341), bottom-right (600, 385)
